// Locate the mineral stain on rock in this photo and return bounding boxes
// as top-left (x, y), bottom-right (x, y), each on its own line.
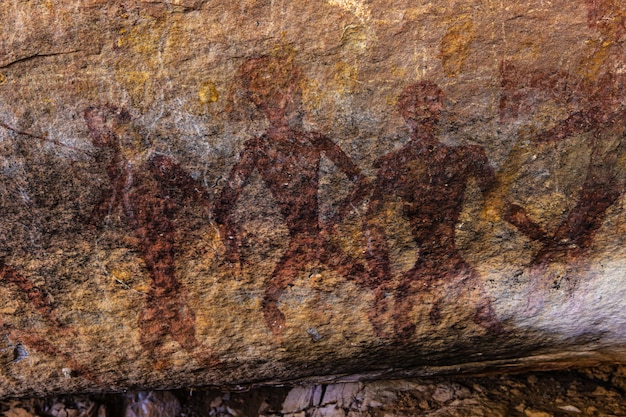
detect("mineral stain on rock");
top-left (439, 18), bottom-right (476, 78)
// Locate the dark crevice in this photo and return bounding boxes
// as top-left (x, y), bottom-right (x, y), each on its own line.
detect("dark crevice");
top-left (0, 50), bottom-right (82, 70)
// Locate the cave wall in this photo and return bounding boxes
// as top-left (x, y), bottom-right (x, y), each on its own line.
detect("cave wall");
top-left (0, 0), bottom-right (625, 397)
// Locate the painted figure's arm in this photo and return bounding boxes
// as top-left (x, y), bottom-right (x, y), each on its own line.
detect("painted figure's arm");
top-left (363, 161), bottom-right (393, 283)
top-left (535, 107), bottom-right (602, 144)
top-left (312, 134), bottom-right (371, 226)
top-left (213, 141), bottom-right (257, 264)
top-left (471, 145), bottom-right (549, 242)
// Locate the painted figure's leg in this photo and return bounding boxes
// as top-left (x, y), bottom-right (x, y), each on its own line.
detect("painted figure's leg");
top-left (505, 203), bottom-right (548, 243)
top-left (262, 246), bottom-right (309, 336)
top-left (0, 265), bottom-right (95, 380)
top-left (139, 233), bottom-right (178, 294)
top-left (319, 240), bottom-right (374, 288)
top-left (474, 298), bottom-right (504, 334)
top-left (392, 264), bottom-right (430, 341)
top-left (552, 183), bottom-right (620, 252)
top-left (171, 295), bottom-right (221, 364)
top-left (319, 240), bottom-right (393, 336)
top-left (170, 296), bottom-right (202, 352)
top-left (451, 264), bottom-right (505, 334)
top-left (138, 292), bottom-right (170, 352)
top-left (536, 139), bottom-right (624, 265)
top-left (392, 279), bottom-right (418, 341)
top-left (0, 262), bottom-right (60, 327)
top-left (368, 286), bottom-right (393, 338)
top-left (137, 232), bottom-right (187, 352)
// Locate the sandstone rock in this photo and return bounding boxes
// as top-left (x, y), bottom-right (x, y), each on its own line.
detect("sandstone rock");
top-left (124, 392), bottom-right (181, 417)
top-left (282, 387), bottom-right (315, 414)
top-left (0, 0), bottom-right (625, 397)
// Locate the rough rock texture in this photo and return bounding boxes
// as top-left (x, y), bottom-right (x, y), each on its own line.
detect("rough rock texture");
top-left (0, 0), bottom-right (625, 397)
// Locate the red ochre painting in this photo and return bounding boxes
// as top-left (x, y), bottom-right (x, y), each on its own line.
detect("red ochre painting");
top-left (0, 0), bottom-right (623, 387)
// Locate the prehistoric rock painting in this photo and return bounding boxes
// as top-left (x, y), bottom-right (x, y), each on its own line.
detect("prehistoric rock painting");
top-left (0, 262), bottom-right (97, 380)
top-left (0, 263), bottom-right (67, 357)
top-left (214, 56), bottom-right (373, 336)
top-left (498, 0), bottom-right (626, 291)
top-left (0, 123), bottom-right (95, 377)
top-left (84, 105), bottom-right (215, 364)
top-left (365, 82), bottom-right (502, 340)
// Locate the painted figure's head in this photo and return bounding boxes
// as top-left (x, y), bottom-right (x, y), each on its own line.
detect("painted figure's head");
top-left (396, 81), bottom-right (444, 129)
top-left (84, 104), bottom-right (131, 148)
top-left (238, 56), bottom-right (303, 120)
top-left (84, 104), bottom-right (148, 158)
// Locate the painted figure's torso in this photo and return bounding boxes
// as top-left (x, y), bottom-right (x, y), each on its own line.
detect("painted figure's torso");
top-left (117, 157), bottom-right (179, 293)
top-left (378, 141), bottom-right (486, 256)
top-left (120, 159), bottom-right (179, 232)
top-left (248, 132), bottom-right (321, 237)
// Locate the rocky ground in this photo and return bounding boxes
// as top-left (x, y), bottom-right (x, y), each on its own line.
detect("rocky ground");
top-left (2, 365), bottom-right (625, 417)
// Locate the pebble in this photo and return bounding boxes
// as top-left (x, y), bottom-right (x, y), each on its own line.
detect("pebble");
top-left (524, 409), bottom-right (553, 417)
top-left (557, 405), bottom-right (581, 413)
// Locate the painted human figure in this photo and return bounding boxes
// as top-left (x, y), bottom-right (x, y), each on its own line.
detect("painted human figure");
top-left (214, 56), bottom-right (372, 336)
top-left (84, 105), bottom-right (215, 363)
top-left (500, 0), bottom-right (626, 271)
top-left (0, 122), bottom-right (105, 378)
top-left (504, 103), bottom-right (626, 267)
top-left (0, 262), bottom-right (72, 359)
top-left (365, 82), bottom-right (502, 340)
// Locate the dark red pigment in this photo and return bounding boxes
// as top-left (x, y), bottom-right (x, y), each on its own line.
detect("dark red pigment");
top-left (214, 56), bottom-right (373, 336)
top-left (365, 82), bottom-right (502, 340)
top-left (499, 2), bottom-right (626, 267)
top-left (84, 105), bottom-right (215, 364)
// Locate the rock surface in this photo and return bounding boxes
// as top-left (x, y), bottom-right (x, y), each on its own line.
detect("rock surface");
top-left (0, 0), bottom-right (625, 397)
